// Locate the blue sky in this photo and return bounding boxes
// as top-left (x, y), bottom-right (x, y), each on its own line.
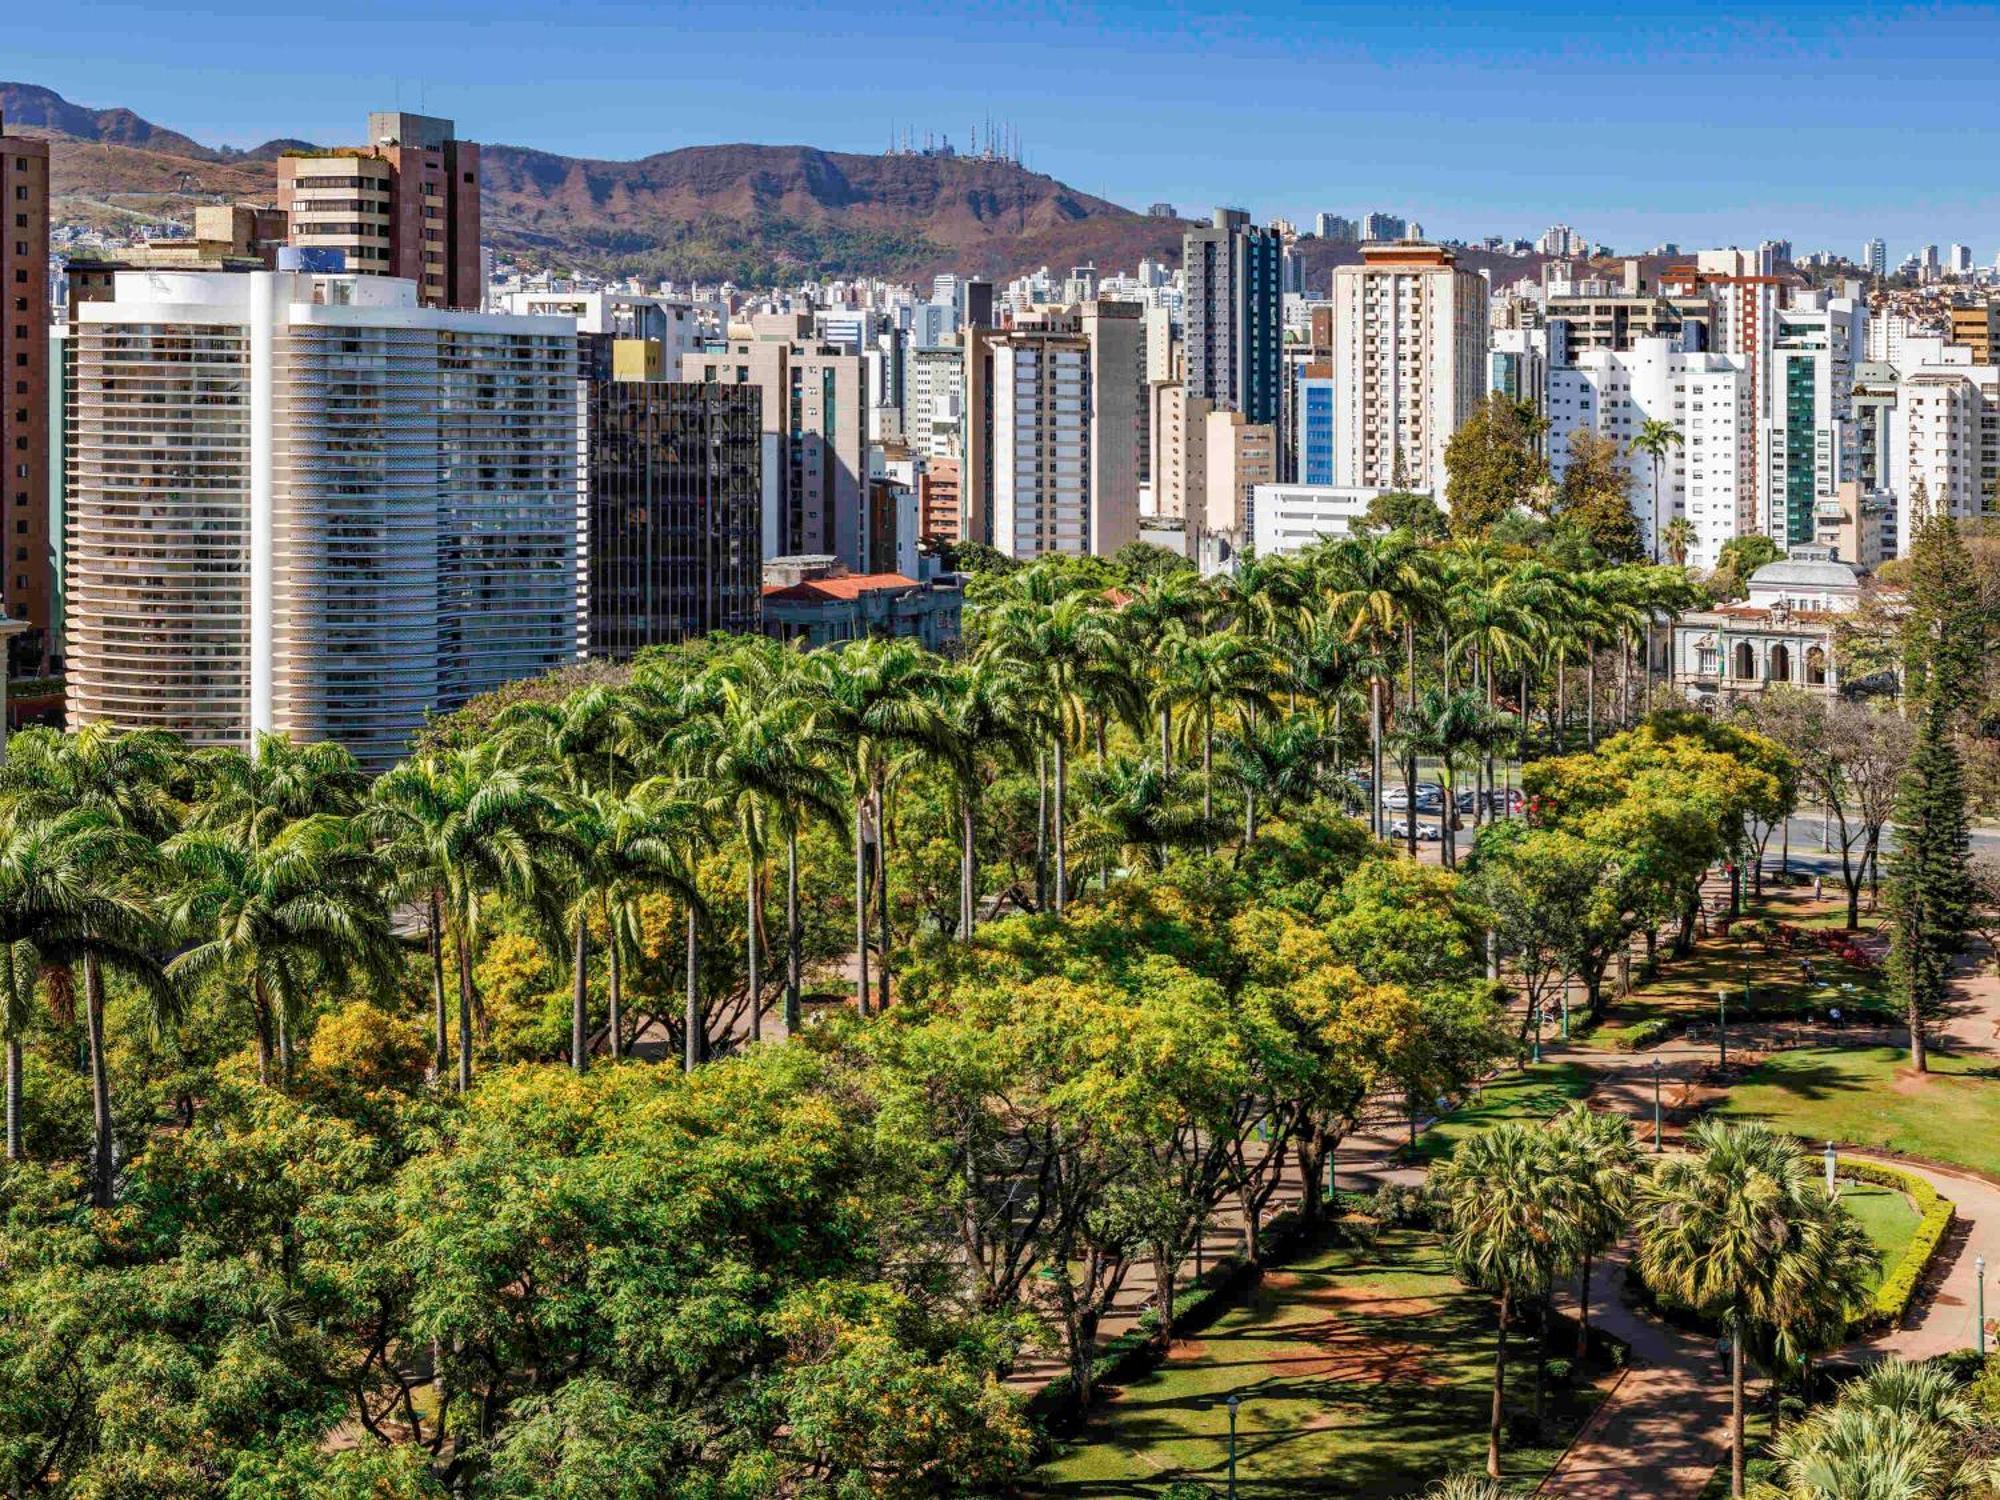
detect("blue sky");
top-left (16, 0), bottom-right (2000, 261)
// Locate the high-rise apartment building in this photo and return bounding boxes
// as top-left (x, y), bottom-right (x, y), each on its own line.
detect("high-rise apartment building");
top-left (683, 313), bottom-right (867, 569)
top-left (1296, 369), bottom-right (1334, 485)
top-left (1546, 338), bottom-right (1753, 570)
top-left (1150, 382), bottom-right (1213, 524)
top-left (1949, 302), bottom-right (2000, 363)
top-left (580, 336), bottom-right (761, 660)
top-left (908, 344), bottom-right (964, 460)
top-left (1314, 213), bottom-right (1358, 243)
top-left (1082, 301), bottom-right (1146, 556)
top-left (1182, 208), bottom-right (1282, 424)
top-left (0, 116), bottom-right (52, 676)
top-left (1888, 339), bottom-right (2000, 546)
top-left (277, 111), bottom-right (481, 310)
top-left (1361, 212), bottom-right (1407, 243)
top-left (66, 271), bottom-right (578, 768)
top-left (1203, 410), bottom-right (1277, 539)
top-left (1864, 239), bottom-right (1888, 277)
top-left (1330, 242), bottom-right (1489, 494)
top-left (1760, 298), bottom-right (1861, 547)
top-left (918, 457), bottom-right (961, 544)
top-left (991, 319), bottom-right (1092, 559)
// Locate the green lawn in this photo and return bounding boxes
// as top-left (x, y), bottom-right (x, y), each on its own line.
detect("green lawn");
top-left (1717, 1045), bottom-right (2000, 1179)
top-left (1036, 1230), bottom-right (1604, 1497)
top-left (1835, 1179), bottom-right (1922, 1300)
top-left (1575, 901), bottom-right (1891, 1054)
top-left (1400, 1062), bottom-right (1594, 1164)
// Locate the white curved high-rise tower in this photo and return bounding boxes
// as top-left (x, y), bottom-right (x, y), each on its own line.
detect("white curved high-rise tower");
top-left (66, 270), bottom-right (580, 769)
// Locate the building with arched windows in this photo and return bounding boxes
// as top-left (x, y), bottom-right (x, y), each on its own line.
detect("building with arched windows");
top-left (1670, 547), bottom-right (1873, 708)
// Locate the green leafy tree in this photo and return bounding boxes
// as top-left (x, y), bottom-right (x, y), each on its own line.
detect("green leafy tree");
top-left (1364, 488), bottom-right (1449, 539)
top-left (1557, 429), bottom-right (1645, 564)
top-left (1444, 394), bottom-right (1549, 538)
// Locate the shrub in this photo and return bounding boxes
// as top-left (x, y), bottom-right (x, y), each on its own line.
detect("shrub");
top-left (1368, 1181), bottom-right (1435, 1229)
top-left (1837, 1157), bottom-right (1955, 1329)
top-left (1615, 1016), bottom-right (1675, 1052)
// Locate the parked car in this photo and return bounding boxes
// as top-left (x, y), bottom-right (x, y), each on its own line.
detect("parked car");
top-left (1387, 818), bottom-right (1444, 842)
top-left (1381, 785), bottom-right (1412, 811)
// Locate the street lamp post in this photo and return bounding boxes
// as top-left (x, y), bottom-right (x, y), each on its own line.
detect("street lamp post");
top-left (1531, 1002), bottom-right (1543, 1065)
top-left (1651, 1057), bottom-right (1664, 1152)
top-left (1979, 1257), bottom-right (1988, 1358)
top-left (1716, 986), bottom-right (1729, 1070)
top-left (1226, 1394), bottom-right (1241, 1496)
top-left (1560, 980), bottom-right (1570, 1042)
top-left (1824, 1142), bottom-right (1837, 1197)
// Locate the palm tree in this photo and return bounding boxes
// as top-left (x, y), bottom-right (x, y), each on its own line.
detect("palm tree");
top-left (187, 732), bottom-right (368, 848)
top-left (367, 749), bottom-right (561, 1090)
top-left (1387, 689), bottom-right (1502, 868)
top-left (804, 639), bottom-right (950, 1013)
top-left (979, 594), bottom-right (1130, 916)
top-left (1154, 626), bottom-right (1281, 837)
top-left (937, 656), bottom-right (1046, 943)
top-left (1073, 756), bottom-right (1214, 876)
top-left (0, 726), bottom-right (182, 1208)
top-left (1319, 533), bottom-right (1424, 840)
top-left (1630, 418), bottom-right (1685, 564)
top-left (163, 815), bottom-right (398, 1088)
top-left (1636, 1119), bottom-right (1834, 1498)
top-left (1543, 1104), bottom-right (1639, 1360)
top-left (1766, 1359), bottom-right (2000, 1499)
top-left (1434, 1121), bottom-right (1576, 1479)
top-left (1219, 715), bottom-right (1340, 845)
top-left (680, 662), bottom-right (840, 1040)
top-left (0, 810), bottom-right (166, 1171)
top-left (1663, 516), bottom-right (1696, 570)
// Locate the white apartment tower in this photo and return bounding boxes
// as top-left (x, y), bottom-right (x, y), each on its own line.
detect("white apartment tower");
top-left (992, 323), bottom-right (1092, 558)
top-left (1330, 242), bottom-right (1489, 495)
top-left (1546, 338), bottom-right (1753, 571)
top-left (1759, 297), bottom-right (1861, 548)
top-left (65, 270), bottom-right (579, 769)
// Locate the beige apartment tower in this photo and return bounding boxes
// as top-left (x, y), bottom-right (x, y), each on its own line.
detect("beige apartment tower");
top-left (1331, 241), bottom-right (1489, 494)
top-left (278, 111), bottom-right (482, 310)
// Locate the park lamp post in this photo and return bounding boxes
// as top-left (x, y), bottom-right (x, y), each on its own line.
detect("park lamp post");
top-left (1651, 1057), bottom-right (1664, 1152)
top-left (1531, 1001), bottom-right (1543, 1064)
top-left (1716, 986), bottom-right (1729, 1070)
top-left (1226, 1394), bottom-right (1241, 1496)
top-left (1824, 1142), bottom-right (1837, 1197)
top-left (1979, 1257), bottom-right (1988, 1358)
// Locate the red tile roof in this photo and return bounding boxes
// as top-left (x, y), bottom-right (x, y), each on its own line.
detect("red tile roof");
top-left (762, 572), bottom-right (920, 604)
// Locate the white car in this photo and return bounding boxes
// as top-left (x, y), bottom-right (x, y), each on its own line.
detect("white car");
top-left (1387, 818), bottom-right (1443, 842)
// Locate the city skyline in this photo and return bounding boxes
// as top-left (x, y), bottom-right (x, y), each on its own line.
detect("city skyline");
top-left (14, 0), bottom-right (2000, 258)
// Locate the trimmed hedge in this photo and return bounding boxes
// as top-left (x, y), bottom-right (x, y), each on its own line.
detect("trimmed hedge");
top-left (1612, 1016), bottom-right (1676, 1053)
top-left (1839, 1156), bottom-right (1955, 1330)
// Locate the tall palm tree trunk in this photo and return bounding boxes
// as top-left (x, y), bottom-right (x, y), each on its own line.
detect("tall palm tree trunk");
top-left (854, 794), bottom-right (871, 1016)
top-left (453, 924), bottom-right (475, 1094)
top-left (785, 823), bottom-right (802, 1033)
top-left (608, 913), bottom-right (624, 1059)
top-left (85, 953), bottom-right (114, 1209)
top-left (1035, 752), bottom-right (1048, 910)
top-left (426, 891), bottom-right (449, 1078)
top-left (5, 1032), bottom-right (21, 1163)
top-left (874, 785), bottom-right (891, 1014)
top-left (1586, 656), bottom-right (1598, 750)
top-left (1053, 739), bottom-right (1068, 915)
top-left (1487, 1289), bottom-right (1511, 1479)
top-left (959, 787), bottom-right (977, 943)
top-left (1202, 710), bottom-right (1215, 850)
top-left (1730, 1313), bottom-right (1745, 1497)
top-left (684, 902), bottom-right (701, 1070)
top-left (1158, 707), bottom-right (1172, 769)
top-left (1370, 677), bottom-right (1384, 839)
top-left (570, 913), bottom-right (589, 1074)
top-left (746, 856), bottom-right (762, 1044)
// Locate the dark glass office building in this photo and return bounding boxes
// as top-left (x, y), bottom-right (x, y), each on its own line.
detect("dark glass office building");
top-left (582, 337), bottom-right (763, 658)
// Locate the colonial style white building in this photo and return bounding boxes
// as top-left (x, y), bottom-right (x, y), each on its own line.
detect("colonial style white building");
top-left (1670, 547), bottom-right (1863, 708)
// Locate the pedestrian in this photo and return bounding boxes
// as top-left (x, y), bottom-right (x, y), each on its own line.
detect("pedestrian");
top-left (1813, 874), bottom-right (1823, 903)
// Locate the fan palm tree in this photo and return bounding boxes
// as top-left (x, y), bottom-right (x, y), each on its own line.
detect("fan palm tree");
top-left (163, 815), bottom-right (398, 1088)
top-left (1433, 1121), bottom-right (1578, 1479)
top-left (0, 726), bottom-right (182, 1208)
top-left (1663, 516), bottom-right (1696, 570)
top-left (1766, 1359), bottom-right (2000, 1499)
top-left (367, 748), bottom-right (561, 1090)
top-left (1636, 1119), bottom-right (1832, 1498)
top-left (1630, 418), bottom-right (1685, 564)
top-left (804, 639), bottom-right (951, 1013)
top-left (1543, 1104), bottom-right (1640, 1360)
top-left (0, 809), bottom-right (167, 1172)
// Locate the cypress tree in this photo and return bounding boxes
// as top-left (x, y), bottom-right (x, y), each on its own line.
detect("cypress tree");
top-left (1899, 484), bottom-right (1985, 715)
top-left (1887, 701), bottom-right (1972, 1072)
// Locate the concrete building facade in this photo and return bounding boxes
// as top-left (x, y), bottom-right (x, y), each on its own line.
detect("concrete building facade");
top-left (65, 271), bottom-right (577, 768)
top-left (1183, 208), bottom-right (1282, 424)
top-left (992, 323), bottom-right (1091, 558)
top-left (1083, 300), bottom-right (1146, 556)
top-left (278, 112), bottom-right (481, 310)
top-left (1330, 242), bottom-right (1488, 495)
top-left (1, 118), bottom-right (52, 677)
